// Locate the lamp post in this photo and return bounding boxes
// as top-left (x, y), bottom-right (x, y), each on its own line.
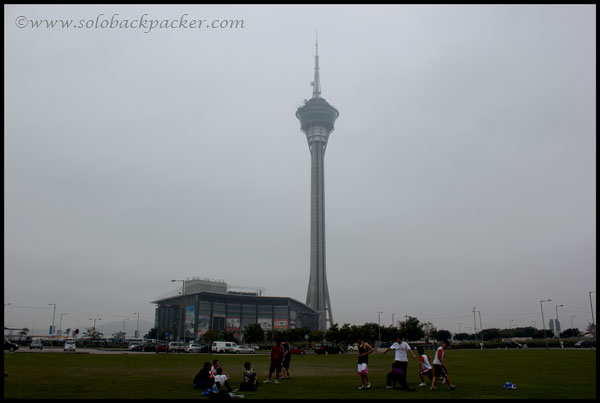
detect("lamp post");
top-left (589, 291), bottom-right (596, 337)
top-left (555, 304), bottom-right (564, 347)
top-left (472, 307), bottom-right (478, 347)
top-left (477, 311), bottom-right (483, 349)
top-left (510, 320), bottom-right (514, 329)
top-left (89, 318), bottom-right (101, 340)
top-left (570, 315), bottom-right (576, 331)
top-left (378, 311), bottom-right (383, 348)
top-left (458, 322), bottom-right (464, 333)
top-left (540, 299), bottom-right (551, 350)
top-left (59, 313), bottom-right (68, 337)
top-left (133, 312), bottom-right (140, 338)
top-left (171, 280), bottom-right (186, 342)
top-left (48, 303), bottom-right (57, 335)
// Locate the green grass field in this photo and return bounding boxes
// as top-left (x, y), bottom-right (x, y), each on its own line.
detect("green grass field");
top-left (3, 349), bottom-right (596, 399)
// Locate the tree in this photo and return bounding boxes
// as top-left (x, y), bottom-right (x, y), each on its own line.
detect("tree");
top-left (145, 327), bottom-right (170, 340)
top-left (453, 332), bottom-right (474, 341)
top-left (434, 329), bottom-right (452, 342)
top-left (586, 322), bottom-right (596, 339)
top-left (18, 328), bottom-right (30, 338)
top-left (83, 327), bottom-right (103, 340)
top-left (560, 328), bottom-right (580, 338)
top-left (422, 321), bottom-right (437, 342)
top-left (310, 330), bottom-right (325, 342)
top-left (243, 324), bottom-right (264, 344)
top-left (398, 316), bottom-right (425, 341)
top-left (65, 328), bottom-right (71, 338)
top-left (480, 328), bottom-right (501, 341)
top-left (326, 323), bottom-right (343, 343)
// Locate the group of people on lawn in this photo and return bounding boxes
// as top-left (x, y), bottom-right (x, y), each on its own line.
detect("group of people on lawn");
top-left (193, 337), bottom-right (455, 395)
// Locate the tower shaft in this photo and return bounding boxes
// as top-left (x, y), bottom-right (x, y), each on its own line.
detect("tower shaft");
top-left (306, 125), bottom-right (333, 331)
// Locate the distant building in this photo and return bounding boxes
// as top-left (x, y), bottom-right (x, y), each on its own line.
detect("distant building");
top-left (152, 278), bottom-right (318, 341)
top-left (549, 319), bottom-right (562, 336)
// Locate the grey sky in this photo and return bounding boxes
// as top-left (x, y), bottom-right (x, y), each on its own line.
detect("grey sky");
top-left (4, 4), bottom-right (596, 335)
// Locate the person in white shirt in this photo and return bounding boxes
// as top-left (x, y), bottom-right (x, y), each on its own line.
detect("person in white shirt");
top-left (430, 341), bottom-right (456, 391)
top-left (381, 336), bottom-right (417, 391)
top-left (417, 346), bottom-right (433, 386)
top-left (213, 367), bottom-right (233, 392)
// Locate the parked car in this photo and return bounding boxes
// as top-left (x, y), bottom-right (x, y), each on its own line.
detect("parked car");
top-left (230, 344), bottom-right (255, 354)
top-left (168, 341), bottom-right (186, 353)
top-left (64, 340), bottom-right (76, 352)
top-left (501, 341), bottom-right (522, 349)
top-left (4, 340), bottom-right (19, 352)
top-left (574, 340), bottom-right (595, 348)
top-left (247, 344), bottom-right (260, 351)
top-left (346, 343), bottom-right (358, 352)
top-left (314, 342), bottom-right (343, 355)
top-left (155, 342), bottom-right (169, 353)
top-left (186, 343), bottom-right (209, 353)
top-left (29, 339), bottom-right (43, 350)
top-left (127, 343), bottom-right (141, 351)
top-left (289, 344), bottom-right (305, 355)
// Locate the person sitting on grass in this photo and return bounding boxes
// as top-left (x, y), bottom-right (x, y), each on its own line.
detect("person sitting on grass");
top-left (239, 362), bottom-right (258, 391)
top-left (385, 361), bottom-right (404, 389)
top-left (193, 362), bottom-right (215, 390)
top-left (214, 367), bottom-right (233, 392)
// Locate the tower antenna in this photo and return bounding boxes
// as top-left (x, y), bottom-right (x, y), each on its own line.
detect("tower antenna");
top-left (312, 30), bottom-right (321, 98)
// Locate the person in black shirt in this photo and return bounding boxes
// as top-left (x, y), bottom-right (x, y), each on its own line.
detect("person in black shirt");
top-left (280, 341), bottom-right (292, 379)
top-left (356, 337), bottom-right (374, 390)
top-left (193, 362), bottom-right (214, 389)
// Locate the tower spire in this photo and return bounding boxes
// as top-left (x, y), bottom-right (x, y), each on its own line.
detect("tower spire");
top-left (312, 30), bottom-right (321, 99)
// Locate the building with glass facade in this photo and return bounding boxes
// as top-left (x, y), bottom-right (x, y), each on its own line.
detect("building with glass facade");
top-left (152, 278), bottom-right (319, 341)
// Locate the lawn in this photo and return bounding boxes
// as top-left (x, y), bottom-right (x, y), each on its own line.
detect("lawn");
top-left (3, 349), bottom-right (596, 399)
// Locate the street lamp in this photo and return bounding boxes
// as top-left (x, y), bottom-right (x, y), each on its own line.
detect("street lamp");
top-left (540, 299), bottom-right (551, 350)
top-left (171, 280), bottom-right (186, 342)
top-left (133, 312), bottom-right (140, 338)
top-left (89, 318), bottom-right (101, 332)
top-left (48, 303), bottom-right (57, 335)
top-left (570, 315), bottom-right (576, 330)
top-left (378, 311), bottom-right (383, 348)
top-left (555, 304), bottom-right (564, 347)
top-left (589, 291), bottom-right (596, 336)
top-left (59, 313), bottom-right (68, 337)
top-left (472, 307), bottom-right (478, 347)
top-left (477, 311), bottom-right (483, 349)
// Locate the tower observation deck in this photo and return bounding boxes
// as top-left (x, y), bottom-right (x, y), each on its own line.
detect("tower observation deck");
top-left (295, 36), bottom-right (339, 331)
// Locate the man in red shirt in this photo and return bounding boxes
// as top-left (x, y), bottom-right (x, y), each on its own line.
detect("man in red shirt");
top-left (263, 339), bottom-right (284, 384)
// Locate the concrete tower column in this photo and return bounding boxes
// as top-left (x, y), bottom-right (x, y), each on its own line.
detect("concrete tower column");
top-left (296, 38), bottom-right (338, 331)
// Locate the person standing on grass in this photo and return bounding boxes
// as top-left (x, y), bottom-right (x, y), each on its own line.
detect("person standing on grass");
top-left (381, 336), bottom-right (417, 391)
top-left (430, 340), bottom-right (456, 391)
top-left (263, 339), bottom-right (284, 384)
top-left (280, 341), bottom-right (292, 379)
top-left (356, 337), bottom-right (374, 390)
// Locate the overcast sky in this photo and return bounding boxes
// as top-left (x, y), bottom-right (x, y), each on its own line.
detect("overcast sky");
top-left (4, 4), bottom-right (596, 336)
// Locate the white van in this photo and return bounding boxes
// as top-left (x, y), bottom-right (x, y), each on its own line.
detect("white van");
top-left (211, 341), bottom-right (237, 353)
top-left (64, 340), bottom-right (76, 352)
